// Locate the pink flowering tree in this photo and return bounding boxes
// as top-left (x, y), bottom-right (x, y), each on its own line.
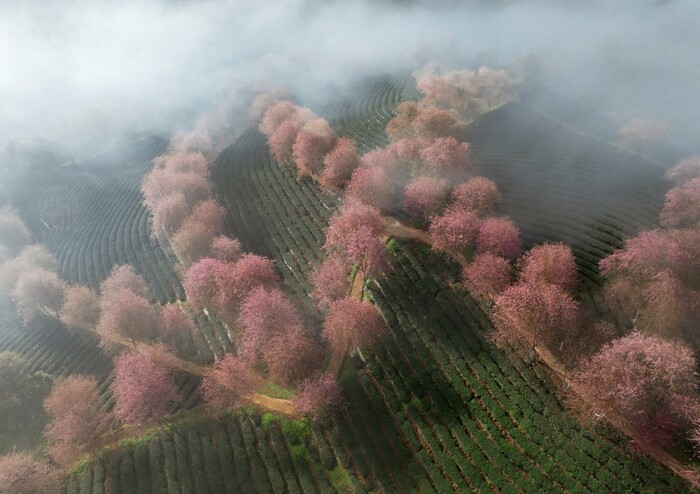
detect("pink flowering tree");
top-left (141, 169), bottom-right (211, 211)
top-left (11, 268), bottom-right (66, 324)
top-left (660, 178), bottom-right (700, 228)
top-left (320, 137), bottom-right (361, 190)
top-left (324, 201), bottom-right (384, 253)
top-left (492, 282), bottom-right (580, 353)
top-left (428, 209), bottom-right (480, 256)
top-left (238, 287), bottom-right (302, 364)
top-left (263, 325), bottom-right (323, 386)
top-left (153, 151), bottom-right (208, 176)
top-left (322, 297), bottom-right (387, 355)
top-left (259, 102), bottom-right (304, 137)
top-left (519, 243), bottom-right (578, 292)
top-left (201, 355), bottom-right (262, 413)
top-left (412, 107), bottom-right (465, 140)
top-left (183, 257), bottom-right (224, 309)
top-left (419, 137), bottom-right (472, 176)
top-left (210, 236), bottom-right (243, 263)
top-left (345, 166), bottom-right (395, 211)
top-left (0, 453), bottom-right (60, 494)
top-left (112, 351), bottom-right (181, 426)
top-left (292, 118), bottom-right (336, 175)
top-left (60, 285), bottom-right (100, 332)
top-left (172, 199), bottom-right (226, 262)
top-left (214, 254), bottom-right (278, 322)
top-left (386, 102), bottom-right (420, 141)
top-left (158, 305), bottom-right (195, 355)
top-left (575, 332), bottom-right (698, 454)
top-left (402, 176), bottom-right (448, 222)
top-left (616, 118), bottom-right (668, 154)
top-left (311, 257), bottom-right (350, 311)
top-left (451, 177), bottom-right (502, 216)
top-left (268, 118), bottom-right (301, 163)
top-left (100, 264), bottom-right (149, 299)
top-left (476, 217), bottom-right (521, 260)
top-left (463, 253), bottom-right (512, 301)
top-left (0, 245), bottom-right (57, 295)
top-left (0, 207), bottom-right (31, 254)
top-left (43, 376), bottom-right (111, 467)
top-left (293, 373), bottom-right (344, 422)
top-left (151, 192), bottom-right (190, 234)
top-left (387, 138), bottom-right (426, 173)
top-left (344, 225), bottom-right (389, 282)
top-left (666, 156), bottom-right (700, 185)
top-left (97, 289), bottom-right (159, 346)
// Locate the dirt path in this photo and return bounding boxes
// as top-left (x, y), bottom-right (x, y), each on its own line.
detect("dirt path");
top-left (108, 339), bottom-right (295, 416)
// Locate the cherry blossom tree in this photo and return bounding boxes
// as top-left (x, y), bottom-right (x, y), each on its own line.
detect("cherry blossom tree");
top-left (616, 118), bottom-right (668, 154)
top-left (475, 67), bottom-right (511, 110)
top-left (172, 199), bottom-right (226, 261)
top-left (575, 332), bottom-right (697, 451)
top-left (324, 201), bottom-right (384, 254)
top-left (60, 285), bottom-right (100, 332)
top-left (412, 107), bottom-right (465, 140)
top-left (153, 151), bottom-right (208, 176)
top-left (158, 305), bottom-right (195, 355)
top-left (476, 217), bottom-right (521, 260)
top-left (386, 102), bottom-right (419, 141)
top-left (419, 137), bottom-right (472, 174)
top-left (43, 376), bottom-right (111, 466)
top-left (263, 325), bottom-right (323, 385)
top-left (11, 268), bottom-right (66, 324)
top-left (360, 146), bottom-right (401, 171)
top-left (519, 243), bottom-right (578, 292)
top-left (311, 257), bottom-right (350, 311)
top-left (345, 166), bottom-right (395, 211)
top-left (402, 176), bottom-right (448, 222)
top-left (322, 297), bottom-right (387, 355)
top-left (151, 192), bottom-right (189, 234)
top-left (293, 373), bottom-right (344, 421)
top-left (201, 355), bottom-right (262, 412)
top-left (97, 289), bottom-right (159, 346)
top-left (660, 178), bottom-right (700, 228)
top-left (0, 245), bottom-right (57, 295)
top-left (141, 169), bottom-right (211, 210)
top-left (451, 177), bottom-right (502, 216)
top-left (387, 137), bottom-right (427, 173)
top-left (268, 118), bottom-right (300, 163)
top-left (214, 254), bottom-right (278, 321)
top-left (210, 236), bottom-right (243, 263)
top-left (183, 258), bottom-right (225, 309)
top-left (0, 453), bottom-right (60, 494)
top-left (0, 207), bottom-right (31, 254)
top-left (344, 225), bottom-right (389, 281)
top-left (112, 351), bottom-right (181, 426)
top-left (292, 118), bottom-right (336, 175)
top-left (238, 287), bottom-right (302, 363)
top-left (463, 253), bottom-right (511, 301)
top-left (666, 156), bottom-right (700, 185)
top-left (492, 282), bottom-right (579, 352)
top-left (100, 264), bottom-right (149, 299)
top-left (428, 209), bottom-right (480, 255)
top-left (259, 102), bottom-right (305, 137)
top-left (320, 138), bottom-right (360, 189)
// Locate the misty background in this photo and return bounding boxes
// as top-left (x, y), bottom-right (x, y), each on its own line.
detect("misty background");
top-left (1, 0), bottom-right (698, 181)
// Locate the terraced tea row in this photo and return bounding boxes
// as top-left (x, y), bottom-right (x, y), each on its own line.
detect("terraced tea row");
top-left (18, 136), bottom-right (183, 305)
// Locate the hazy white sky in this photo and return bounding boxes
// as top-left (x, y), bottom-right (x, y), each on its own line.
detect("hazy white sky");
top-left (1, 0), bottom-right (698, 154)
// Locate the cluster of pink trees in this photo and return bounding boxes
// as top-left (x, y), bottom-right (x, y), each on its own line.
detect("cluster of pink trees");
top-left (415, 66), bottom-right (512, 121)
top-left (0, 452), bottom-right (60, 493)
top-left (427, 176), bottom-right (519, 262)
top-left (599, 157), bottom-right (700, 348)
top-left (259, 102), bottom-right (341, 177)
top-left (141, 148), bottom-right (226, 263)
top-left (490, 243), bottom-right (586, 360)
top-left (574, 332), bottom-right (700, 456)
